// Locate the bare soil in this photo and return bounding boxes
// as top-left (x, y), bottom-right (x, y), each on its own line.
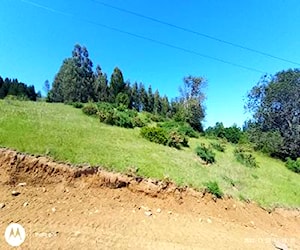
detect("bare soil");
top-left (0, 148), bottom-right (299, 250)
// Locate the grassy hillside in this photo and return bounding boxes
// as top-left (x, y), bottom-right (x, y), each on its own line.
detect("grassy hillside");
top-left (0, 100), bottom-right (299, 208)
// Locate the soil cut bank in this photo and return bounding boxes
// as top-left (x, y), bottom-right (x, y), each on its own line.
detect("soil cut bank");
top-left (0, 148), bottom-right (299, 249)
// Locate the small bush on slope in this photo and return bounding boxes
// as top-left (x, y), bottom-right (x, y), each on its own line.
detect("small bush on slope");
top-left (195, 144), bottom-right (215, 164)
top-left (285, 158), bottom-right (300, 174)
top-left (205, 181), bottom-right (223, 198)
top-left (234, 147), bottom-right (259, 168)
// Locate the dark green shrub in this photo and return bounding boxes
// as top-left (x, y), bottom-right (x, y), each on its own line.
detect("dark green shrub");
top-left (195, 144), bottom-right (215, 164)
top-left (167, 131), bottom-right (189, 149)
top-left (72, 102), bottom-right (84, 109)
top-left (234, 147), bottom-right (259, 168)
top-left (150, 114), bottom-right (165, 122)
top-left (139, 112), bottom-right (152, 125)
top-left (204, 181), bottom-right (223, 198)
top-left (140, 126), bottom-right (168, 145)
top-left (82, 103), bottom-right (98, 116)
top-left (132, 116), bottom-right (146, 128)
top-left (158, 121), bottom-right (198, 138)
top-left (97, 102), bottom-right (115, 112)
top-left (178, 124), bottom-right (199, 138)
top-left (285, 158), bottom-right (300, 174)
top-left (210, 142), bottom-right (225, 152)
top-left (113, 111), bottom-right (133, 128)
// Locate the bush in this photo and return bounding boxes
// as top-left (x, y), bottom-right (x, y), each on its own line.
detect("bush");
top-left (113, 110), bottom-right (133, 128)
top-left (195, 144), bottom-right (215, 164)
top-left (132, 116), bottom-right (146, 128)
top-left (139, 112), bottom-right (152, 125)
top-left (167, 131), bottom-right (189, 149)
top-left (234, 147), bottom-right (259, 168)
top-left (140, 126), bottom-right (168, 145)
top-left (158, 121), bottom-right (198, 138)
top-left (72, 102), bottom-right (84, 109)
top-left (285, 158), bottom-right (300, 174)
top-left (150, 114), bottom-right (165, 122)
top-left (210, 142), bottom-right (225, 152)
top-left (204, 181), bottom-right (223, 198)
top-left (82, 103), bottom-right (98, 116)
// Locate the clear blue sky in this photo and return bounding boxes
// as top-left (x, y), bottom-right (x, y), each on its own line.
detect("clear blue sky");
top-left (1, 0), bottom-right (299, 128)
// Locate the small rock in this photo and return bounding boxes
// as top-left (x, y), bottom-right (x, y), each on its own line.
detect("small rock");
top-left (42, 187), bottom-right (47, 193)
top-left (272, 240), bottom-right (288, 250)
top-left (207, 218), bottom-right (212, 223)
top-left (232, 204), bottom-right (237, 209)
top-left (198, 218), bottom-right (203, 222)
top-left (51, 207), bottom-right (56, 213)
top-left (23, 201), bottom-right (29, 207)
top-left (156, 208), bottom-right (161, 213)
top-left (73, 231), bottom-right (81, 237)
top-left (0, 203), bottom-right (5, 209)
top-left (167, 211), bottom-right (172, 215)
top-left (144, 211), bottom-right (152, 217)
top-left (18, 182), bottom-right (27, 187)
top-left (11, 190), bottom-right (21, 196)
top-left (140, 205), bottom-right (151, 211)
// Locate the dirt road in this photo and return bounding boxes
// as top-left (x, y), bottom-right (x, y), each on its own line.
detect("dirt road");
top-left (0, 149), bottom-right (299, 249)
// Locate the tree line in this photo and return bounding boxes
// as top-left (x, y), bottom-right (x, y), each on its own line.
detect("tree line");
top-left (3, 43), bottom-right (295, 161)
top-left (47, 44), bottom-right (205, 132)
top-left (0, 76), bottom-right (38, 101)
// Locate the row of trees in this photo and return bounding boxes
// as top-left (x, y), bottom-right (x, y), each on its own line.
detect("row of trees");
top-left (47, 44), bottom-right (206, 131)
top-left (0, 76), bottom-right (38, 101)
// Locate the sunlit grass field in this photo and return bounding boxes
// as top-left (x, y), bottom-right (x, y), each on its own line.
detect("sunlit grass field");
top-left (0, 100), bottom-right (299, 208)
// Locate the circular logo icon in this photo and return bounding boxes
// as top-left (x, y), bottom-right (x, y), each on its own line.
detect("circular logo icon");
top-left (4, 223), bottom-right (26, 247)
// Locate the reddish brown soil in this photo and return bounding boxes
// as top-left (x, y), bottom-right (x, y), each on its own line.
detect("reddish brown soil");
top-left (0, 148), bottom-right (299, 249)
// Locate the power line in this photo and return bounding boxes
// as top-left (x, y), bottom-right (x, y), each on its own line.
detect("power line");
top-left (90, 0), bottom-right (300, 67)
top-left (20, 0), bottom-right (266, 74)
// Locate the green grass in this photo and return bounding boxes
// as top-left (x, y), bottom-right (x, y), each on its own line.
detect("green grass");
top-left (0, 100), bottom-right (299, 208)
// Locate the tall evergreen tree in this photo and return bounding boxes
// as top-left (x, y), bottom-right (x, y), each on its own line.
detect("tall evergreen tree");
top-left (153, 90), bottom-right (162, 114)
top-left (109, 67), bottom-right (125, 103)
top-left (94, 65), bottom-right (108, 102)
top-left (146, 85), bottom-right (154, 113)
top-left (161, 95), bottom-right (170, 117)
top-left (48, 44), bottom-right (96, 103)
top-left (139, 82), bottom-right (148, 111)
top-left (130, 82), bottom-right (140, 111)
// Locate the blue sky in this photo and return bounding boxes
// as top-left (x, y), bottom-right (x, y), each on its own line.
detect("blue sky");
top-left (1, 0), bottom-right (299, 128)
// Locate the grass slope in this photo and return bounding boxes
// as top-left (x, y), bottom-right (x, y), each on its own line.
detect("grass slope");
top-left (0, 100), bottom-right (299, 208)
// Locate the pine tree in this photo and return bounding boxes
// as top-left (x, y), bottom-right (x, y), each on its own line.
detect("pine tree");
top-left (130, 82), bottom-right (140, 111)
top-left (161, 95), bottom-right (170, 117)
top-left (48, 44), bottom-right (96, 103)
top-left (94, 65), bottom-right (108, 102)
top-left (139, 82), bottom-right (148, 111)
top-left (153, 90), bottom-right (162, 114)
top-left (146, 85), bottom-right (154, 113)
top-left (109, 67), bottom-right (125, 103)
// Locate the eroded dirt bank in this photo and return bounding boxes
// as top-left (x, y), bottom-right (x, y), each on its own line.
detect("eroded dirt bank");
top-left (0, 148), bottom-right (299, 249)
